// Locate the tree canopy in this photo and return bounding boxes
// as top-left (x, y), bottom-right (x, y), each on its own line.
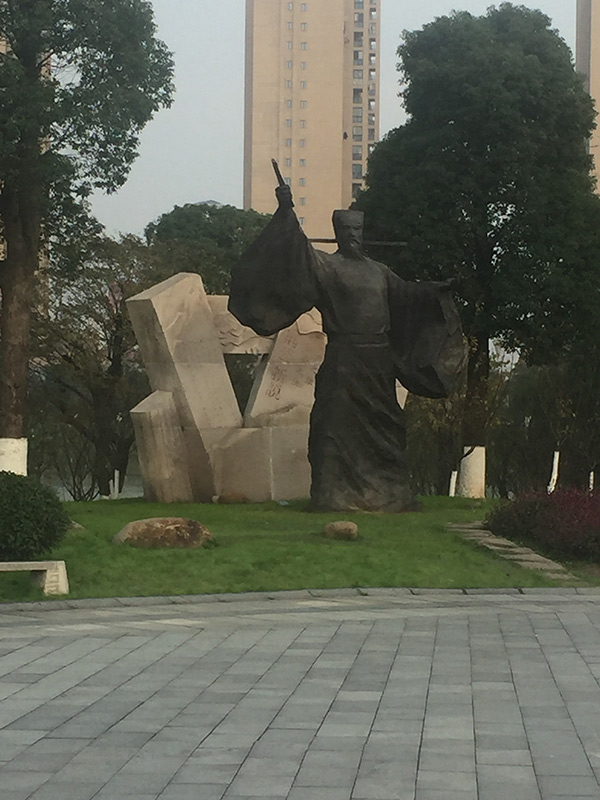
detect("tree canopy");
top-left (0, 0), bottom-right (174, 452)
top-left (358, 3), bottom-right (600, 444)
top-left (145, 202), bottom-right (271, 294)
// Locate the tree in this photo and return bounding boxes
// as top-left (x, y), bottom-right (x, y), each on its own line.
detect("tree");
top-left (357, 4), bottom-right (600, 480)
top-left (30, 235), bottom-right (169, 497)
top-left (0, 0), bottom-right (174, 473)
top-left (145, 202), bottom-right (271, 294)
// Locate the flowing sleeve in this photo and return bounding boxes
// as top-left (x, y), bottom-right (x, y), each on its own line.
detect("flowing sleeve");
top-left (388, 272), bottom-right (466, 399)
top-left (228, 205), bottom-right (319, 337)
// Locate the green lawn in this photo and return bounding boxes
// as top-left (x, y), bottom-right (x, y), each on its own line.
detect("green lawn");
top-left (0, 496), bottom-right (577, 603)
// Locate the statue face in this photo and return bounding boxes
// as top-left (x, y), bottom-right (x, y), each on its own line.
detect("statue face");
top-left (333, 213), bottom-right (364, 257)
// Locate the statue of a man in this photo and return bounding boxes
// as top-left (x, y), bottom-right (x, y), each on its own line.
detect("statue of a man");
top-left (229, 182), bottom-right (464, 512)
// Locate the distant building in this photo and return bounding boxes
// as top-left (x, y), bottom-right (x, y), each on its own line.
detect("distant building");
top-left (576, 0), bottom-right (600, 184)
top-left (244, 0), bottom-right (381, 240)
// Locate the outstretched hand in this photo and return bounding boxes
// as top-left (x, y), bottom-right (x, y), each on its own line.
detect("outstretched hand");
top-left (276, 183), bottom-right (294, 209)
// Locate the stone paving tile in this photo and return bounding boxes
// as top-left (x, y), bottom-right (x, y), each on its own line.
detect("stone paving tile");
top-left (5, 592), bottom-right (600, 800)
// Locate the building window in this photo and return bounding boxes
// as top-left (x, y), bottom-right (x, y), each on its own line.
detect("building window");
top-left (369, 53), bottom-right (376, 65)
top-left (369, 68), bottom-right (376, 81)
top-left (355, 0), bottom-right (364, 7)
top-left (284, 177), bottom-right (291, 185)
top-left (288, 1), bottom-right (293, 7)
top-left (286, 118), bottom-right (292, 127)
top-left (301, 61), bottom-right (307, 69)
top-left (354, 32), bottom-right (363, 47)
top-left (352, 183), bottom-right (362, 198)
top-left (369, 38), bottom-right (376, 51)
top-left (286, 99), bottom-right (293, 108)
top-left (300, 197), bottom-right (306, 205)
top-left (301, 41), bottom-right (307, 50)
top-left (301, 22), bottom-right (307, 30)
top-left (353, 50), bottom-right (363, 65)
top-left (368, 144), bottom-right (376, 155)
top-left (287, 41), bottom-right (293, 49)
top-left (353, 107), bottom-right (363, 123)
top-left (368, 98), bottom-right (375, 110)
top-left (300, 138), bottom-right (306, 147)
top-left (353, 69), bottom-right (363, 79)
top-left (285, 138), bottom-right (292, 146)
top-left (301, 2), bottom-right (307, 9)
top-left (299, 158), bottom-right (306, 166)
top-left (285, 157), bottom-right (292, 167)
top-left (352, 164), bottom-right (363, 179)
top-left (299, 216), bottom-right (305, 224)
top-left (369, 23), bottom-right (377, 35)
top-left (288, 21), bottom-right (293, 29)
top-left (368, 128), bottom-right (375, 140)
top-left (300, 80), bottom-right (307, 88)
top-left (353, 126), bottom-right (363, 141)
top-left (286, 79), bottom-right (293, 88)
top-left (368, 112), bottom-right (375, 125)
top-left (353, 144), bottom-right (363, 160)
top-left (300, 99), bottom-right (307, 108)
top-left (368, 84), bottom-right (376, 96)
top-left (370, 7), bottom-right (377, 19)
top-left (286, 60), bottom-right (293, 69)
top-left (353, 88), bottom-right (363, 104)
top-left (299, 177), bottom-right (306, 186)
top-left (300, 119), bottom-right (306, 128)
top-left (354, 12), bottom-right (363, 26)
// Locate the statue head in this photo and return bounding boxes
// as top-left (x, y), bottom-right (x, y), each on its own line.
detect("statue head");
top-left (332, 209), bottom-right (365, 258)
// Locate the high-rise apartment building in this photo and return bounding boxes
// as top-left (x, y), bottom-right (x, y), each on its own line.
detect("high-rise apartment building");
top-left (244, 0), bottom-right (381, 239)
top-left (576, 0), bottom-right (600, 184)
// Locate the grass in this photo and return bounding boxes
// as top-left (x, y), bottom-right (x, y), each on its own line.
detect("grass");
top-left (0, 496), bottom-right (578, 603)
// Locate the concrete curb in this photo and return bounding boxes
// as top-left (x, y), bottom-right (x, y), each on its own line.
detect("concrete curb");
top-left (2, 585), bottom-right (600, 613)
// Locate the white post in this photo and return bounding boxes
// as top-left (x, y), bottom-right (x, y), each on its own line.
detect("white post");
top-left (0, 438), bottom-right (28, 475)
top-left (449, 470), bottom-right (458, 497)
top-left (109, 469), bottom-right (120, 500)
top-left (589, 470), bottom-right (595, 493)
top-left (456, 446), bottom-right (486, 498)
top-left (547, 450), bottom-right (560, 494)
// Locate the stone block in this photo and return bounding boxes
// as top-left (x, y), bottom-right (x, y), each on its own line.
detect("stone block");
top-left (209, 428), bottom-right (273, 502)
top-left (244, 315), bottom-right (325, 428)
top-left (207, 295), bottom-right (274, 355)
top-left (270, 426), bottom-right (311, 500)
top-left (131, 392), bottom-right (197, 502)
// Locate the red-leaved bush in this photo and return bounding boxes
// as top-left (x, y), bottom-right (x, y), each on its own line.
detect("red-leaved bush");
top-left (485, 489), bottom-right (600, 560)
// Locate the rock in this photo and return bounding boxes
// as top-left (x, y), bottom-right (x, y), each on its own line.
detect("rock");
top-left (113, 517), bottom-right (216, 549)
top-left (323, 521), bottom-right (358, 541)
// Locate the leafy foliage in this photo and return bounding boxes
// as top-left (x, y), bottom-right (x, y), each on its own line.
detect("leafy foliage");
top-left (30, 236), bottom-right (170, 497)
top-left (0, 471), bottom-right (70, 559)
top-left (145, 202), bottom-right (271, 294)
top-left (0, 0), bottom-right (174, 441)
top-left (485, 489), bottom-right (600, 560)
top-left (358, 4), bottom-right (600, 444)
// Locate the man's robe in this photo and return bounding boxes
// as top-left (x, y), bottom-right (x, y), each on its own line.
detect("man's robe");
top-left (229, 206), bottom-right (464, 511)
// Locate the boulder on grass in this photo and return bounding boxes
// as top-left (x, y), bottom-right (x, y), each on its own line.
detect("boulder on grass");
top-left (323, 521), bottom-right (358, 541)
top-left (113, 518), bottom-right (216, 549)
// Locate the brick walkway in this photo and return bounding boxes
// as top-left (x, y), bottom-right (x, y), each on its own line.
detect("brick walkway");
top-left (1, 589), bottom-right (600, 799)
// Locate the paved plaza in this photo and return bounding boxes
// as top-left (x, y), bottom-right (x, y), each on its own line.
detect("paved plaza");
top-left (2, 588), bottom-right (600, 799)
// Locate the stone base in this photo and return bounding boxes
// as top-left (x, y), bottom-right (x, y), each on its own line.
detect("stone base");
top-left (0, 561), bottom-right (69, 595)
top-left (456, 446), bottom-right (486, 498)
top-left (0, 439), bottom-right (28, 475)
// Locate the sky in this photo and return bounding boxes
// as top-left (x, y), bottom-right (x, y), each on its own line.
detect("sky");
top-left (90, 0), bottom-right (577, 237)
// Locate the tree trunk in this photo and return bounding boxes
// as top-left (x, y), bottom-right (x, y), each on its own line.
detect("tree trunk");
top-left (463, 330), bottom-right (490, 446)
top-left (0, 258), bottom-right (36, 440)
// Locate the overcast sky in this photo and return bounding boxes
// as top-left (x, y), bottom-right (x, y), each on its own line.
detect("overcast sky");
top-left (90, 0), bottom-right (577, 237)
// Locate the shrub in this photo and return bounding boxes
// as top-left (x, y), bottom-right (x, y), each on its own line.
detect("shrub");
top-left (0, 471), bottom-right (70, 560)
top-left (485, 488), bottom-right (600, 560)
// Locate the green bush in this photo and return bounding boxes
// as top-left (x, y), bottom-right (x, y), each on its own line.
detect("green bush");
top-left (0, 471), bottom-right (70, 560)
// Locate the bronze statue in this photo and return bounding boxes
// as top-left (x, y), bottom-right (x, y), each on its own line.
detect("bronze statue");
top-left (229, 173), bottom-right (464, 512)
